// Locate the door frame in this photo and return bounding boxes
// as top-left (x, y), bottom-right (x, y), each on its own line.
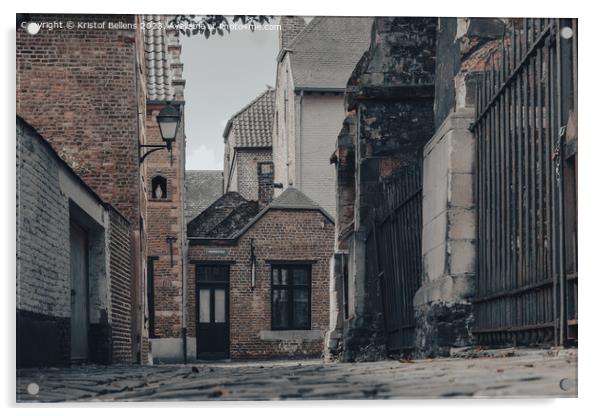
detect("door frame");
top-left (194, 262), bottom-right (232, 359)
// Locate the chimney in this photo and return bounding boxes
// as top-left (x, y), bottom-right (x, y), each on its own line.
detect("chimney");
top-left (279, 16), bottom-right (307, 50)
top-left (257, 162), bottom-right (274, 208)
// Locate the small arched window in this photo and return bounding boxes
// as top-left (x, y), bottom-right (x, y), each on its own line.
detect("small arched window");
top-left (151, 175), bottom-right (167, 199)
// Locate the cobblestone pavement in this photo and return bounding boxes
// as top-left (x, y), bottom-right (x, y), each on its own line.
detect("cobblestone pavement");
top-left (16, 348), bottom-right (577, 402)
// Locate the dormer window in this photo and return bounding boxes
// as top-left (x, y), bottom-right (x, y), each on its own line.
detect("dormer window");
top-left (151, 175), bottom-right (167, 199)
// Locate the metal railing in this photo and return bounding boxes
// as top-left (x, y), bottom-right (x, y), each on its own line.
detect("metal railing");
top-left (366, 163), bottom-right (423, 354)
top-left (472, 18), bottom-right (577, 346)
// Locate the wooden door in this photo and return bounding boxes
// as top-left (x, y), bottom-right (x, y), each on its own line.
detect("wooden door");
top-left (196, 265), bottom-right (229, 359)
top-left (70, 221), bottom-right (89, 362)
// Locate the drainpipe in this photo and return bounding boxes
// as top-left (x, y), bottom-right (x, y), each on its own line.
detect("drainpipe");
top-left (133, 27), bottom-right (144, 365)
top-left (297, 90), bottom-right (304, 190)
top-left (180, 107), bottom-right (188, 364)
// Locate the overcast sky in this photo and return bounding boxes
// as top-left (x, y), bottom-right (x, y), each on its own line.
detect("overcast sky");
top-left (180, 22), bottom-right (280, 171)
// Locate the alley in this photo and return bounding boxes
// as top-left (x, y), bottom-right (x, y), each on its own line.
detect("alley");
top-left (16, 349), bottom-right (577, 401)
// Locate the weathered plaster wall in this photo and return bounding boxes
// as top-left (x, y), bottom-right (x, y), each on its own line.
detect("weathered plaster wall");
top-left (298, 94), bottom-right (343, 216)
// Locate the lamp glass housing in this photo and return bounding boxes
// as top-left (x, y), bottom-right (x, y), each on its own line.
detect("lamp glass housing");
top-left (156, 105), bottom-right (180, 142)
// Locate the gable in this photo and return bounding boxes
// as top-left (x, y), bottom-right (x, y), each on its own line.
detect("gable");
top-left (286, 17), bottom-right (373, 91)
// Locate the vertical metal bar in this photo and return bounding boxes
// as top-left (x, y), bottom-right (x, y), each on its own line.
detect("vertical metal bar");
top-left (395, 179), bottom-right (406, 340)
top-left (549, 18), bottom-right (559, 345)
top-left (528, 20), bottom-right (537, 324)
top-left (486, 69), bottom-right (492, 300)
top-left (516, 19), bottom-right (526, 331)
top-left (535, 19), bottom-right (545, 326)
top-left (510, 21), bottom-right (519, 338)
top-left (497, 30), bottom-right (507, 334)
top-left (523, 19), bottom-right (531, 325)
top-left (476, 77), bottom-right (483, 337)
top-left (492, 67), bottom-right (498, 333)
top-left (491, 61), bottom-right (501, 327)
top-left (557, 18), bottom-right (569, 345)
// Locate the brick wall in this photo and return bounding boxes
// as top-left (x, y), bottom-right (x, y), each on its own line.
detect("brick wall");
top-left (187, 209), bottom-right (334, 359)
top-left (257, 162), bottom-right (275, 208)
top-left (17, 117), bottom-right (134, 367)
top-left (278, 16), bottom-right (307, 50)
top-left (16, 14), bottom-right (148, 363)
top-left (234, 149), bottom-right (272, 201)
top-left (16, 14), bottom-right (142, 225)
top-left (107, 207), bottom-right (134, 363)
top-left (145, 105), bottom-right (186, 341)
top-left (17, 119), bottom-right (71, 320)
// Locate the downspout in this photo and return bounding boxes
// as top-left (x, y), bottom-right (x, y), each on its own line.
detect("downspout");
top-left (180, 104), bottom-right (188, 364)
top-left (133, 25), bottom-right (144, 364)
top-left (297, 90), bottom-right (304, 190)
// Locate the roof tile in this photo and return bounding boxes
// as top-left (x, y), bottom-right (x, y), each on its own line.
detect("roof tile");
top-left (226, 88), bottom-right (274, 148)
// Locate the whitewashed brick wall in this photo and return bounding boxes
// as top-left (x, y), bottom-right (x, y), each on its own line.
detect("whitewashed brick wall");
top-left (17, 121), bottom-right (71, 318)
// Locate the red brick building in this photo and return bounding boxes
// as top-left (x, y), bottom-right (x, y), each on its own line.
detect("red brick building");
top-left (16, 14), bottom-right (186, 365)
top-left (142, 15), bottom-right (189, 364)
top-left (187, 187), bottom-right (334, 359)
top-left (17, 116), bottom-right (134, 367)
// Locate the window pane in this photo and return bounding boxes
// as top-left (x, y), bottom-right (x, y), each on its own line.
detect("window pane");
top-left (272, 288), bottom-right (289, 328)
top-left (292, 268), bottom-right (309, 285)
top-left (293, 288), bottom-right (309, 328)
top-left (199, 266), bottom-right (228, 282)
top-left (272, 267), bottom-right (290, 285)
top-left (280, 269), bottom-right (289, 285)
top-left (214, 288), bottom-right (226, 323)
top-left (199, 289), bottom-right (210, 323)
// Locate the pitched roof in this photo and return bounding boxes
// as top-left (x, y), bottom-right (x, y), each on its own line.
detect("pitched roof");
top-left (188, 187), bottom-right (333, 241)
top-left (286, 17), bottom-right (374, 90)
top-left (187, 192), bottom-right (259, 238)
top-left (184, 170), bottom-right (224, 221)
top-left (223, 88), bottom-right (274, 148)
top-left (143, 15), bottom-right (183, 101)
top-left (269, 187), bottom-right (324, 210)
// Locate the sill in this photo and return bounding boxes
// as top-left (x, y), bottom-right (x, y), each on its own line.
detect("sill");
top-left (149, 198), bottom-right (172, 203)
top-left (259, 329), bottom-right (322, 341)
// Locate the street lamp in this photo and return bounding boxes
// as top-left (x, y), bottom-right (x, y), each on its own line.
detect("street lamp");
top-left (139, 103), bottom-right (181, 164)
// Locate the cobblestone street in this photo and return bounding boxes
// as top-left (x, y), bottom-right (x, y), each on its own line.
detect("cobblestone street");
top-left (16, 348), bottom-right (577, 402)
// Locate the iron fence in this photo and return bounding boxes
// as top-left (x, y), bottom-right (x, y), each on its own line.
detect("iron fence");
top-left (472, 18), bottom-right (577, 346)
top-left (366, 163), bottom-right (423, 354)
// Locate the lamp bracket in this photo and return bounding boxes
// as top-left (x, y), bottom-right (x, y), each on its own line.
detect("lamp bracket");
top-left (139, 143), bottom-right (171, 164)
